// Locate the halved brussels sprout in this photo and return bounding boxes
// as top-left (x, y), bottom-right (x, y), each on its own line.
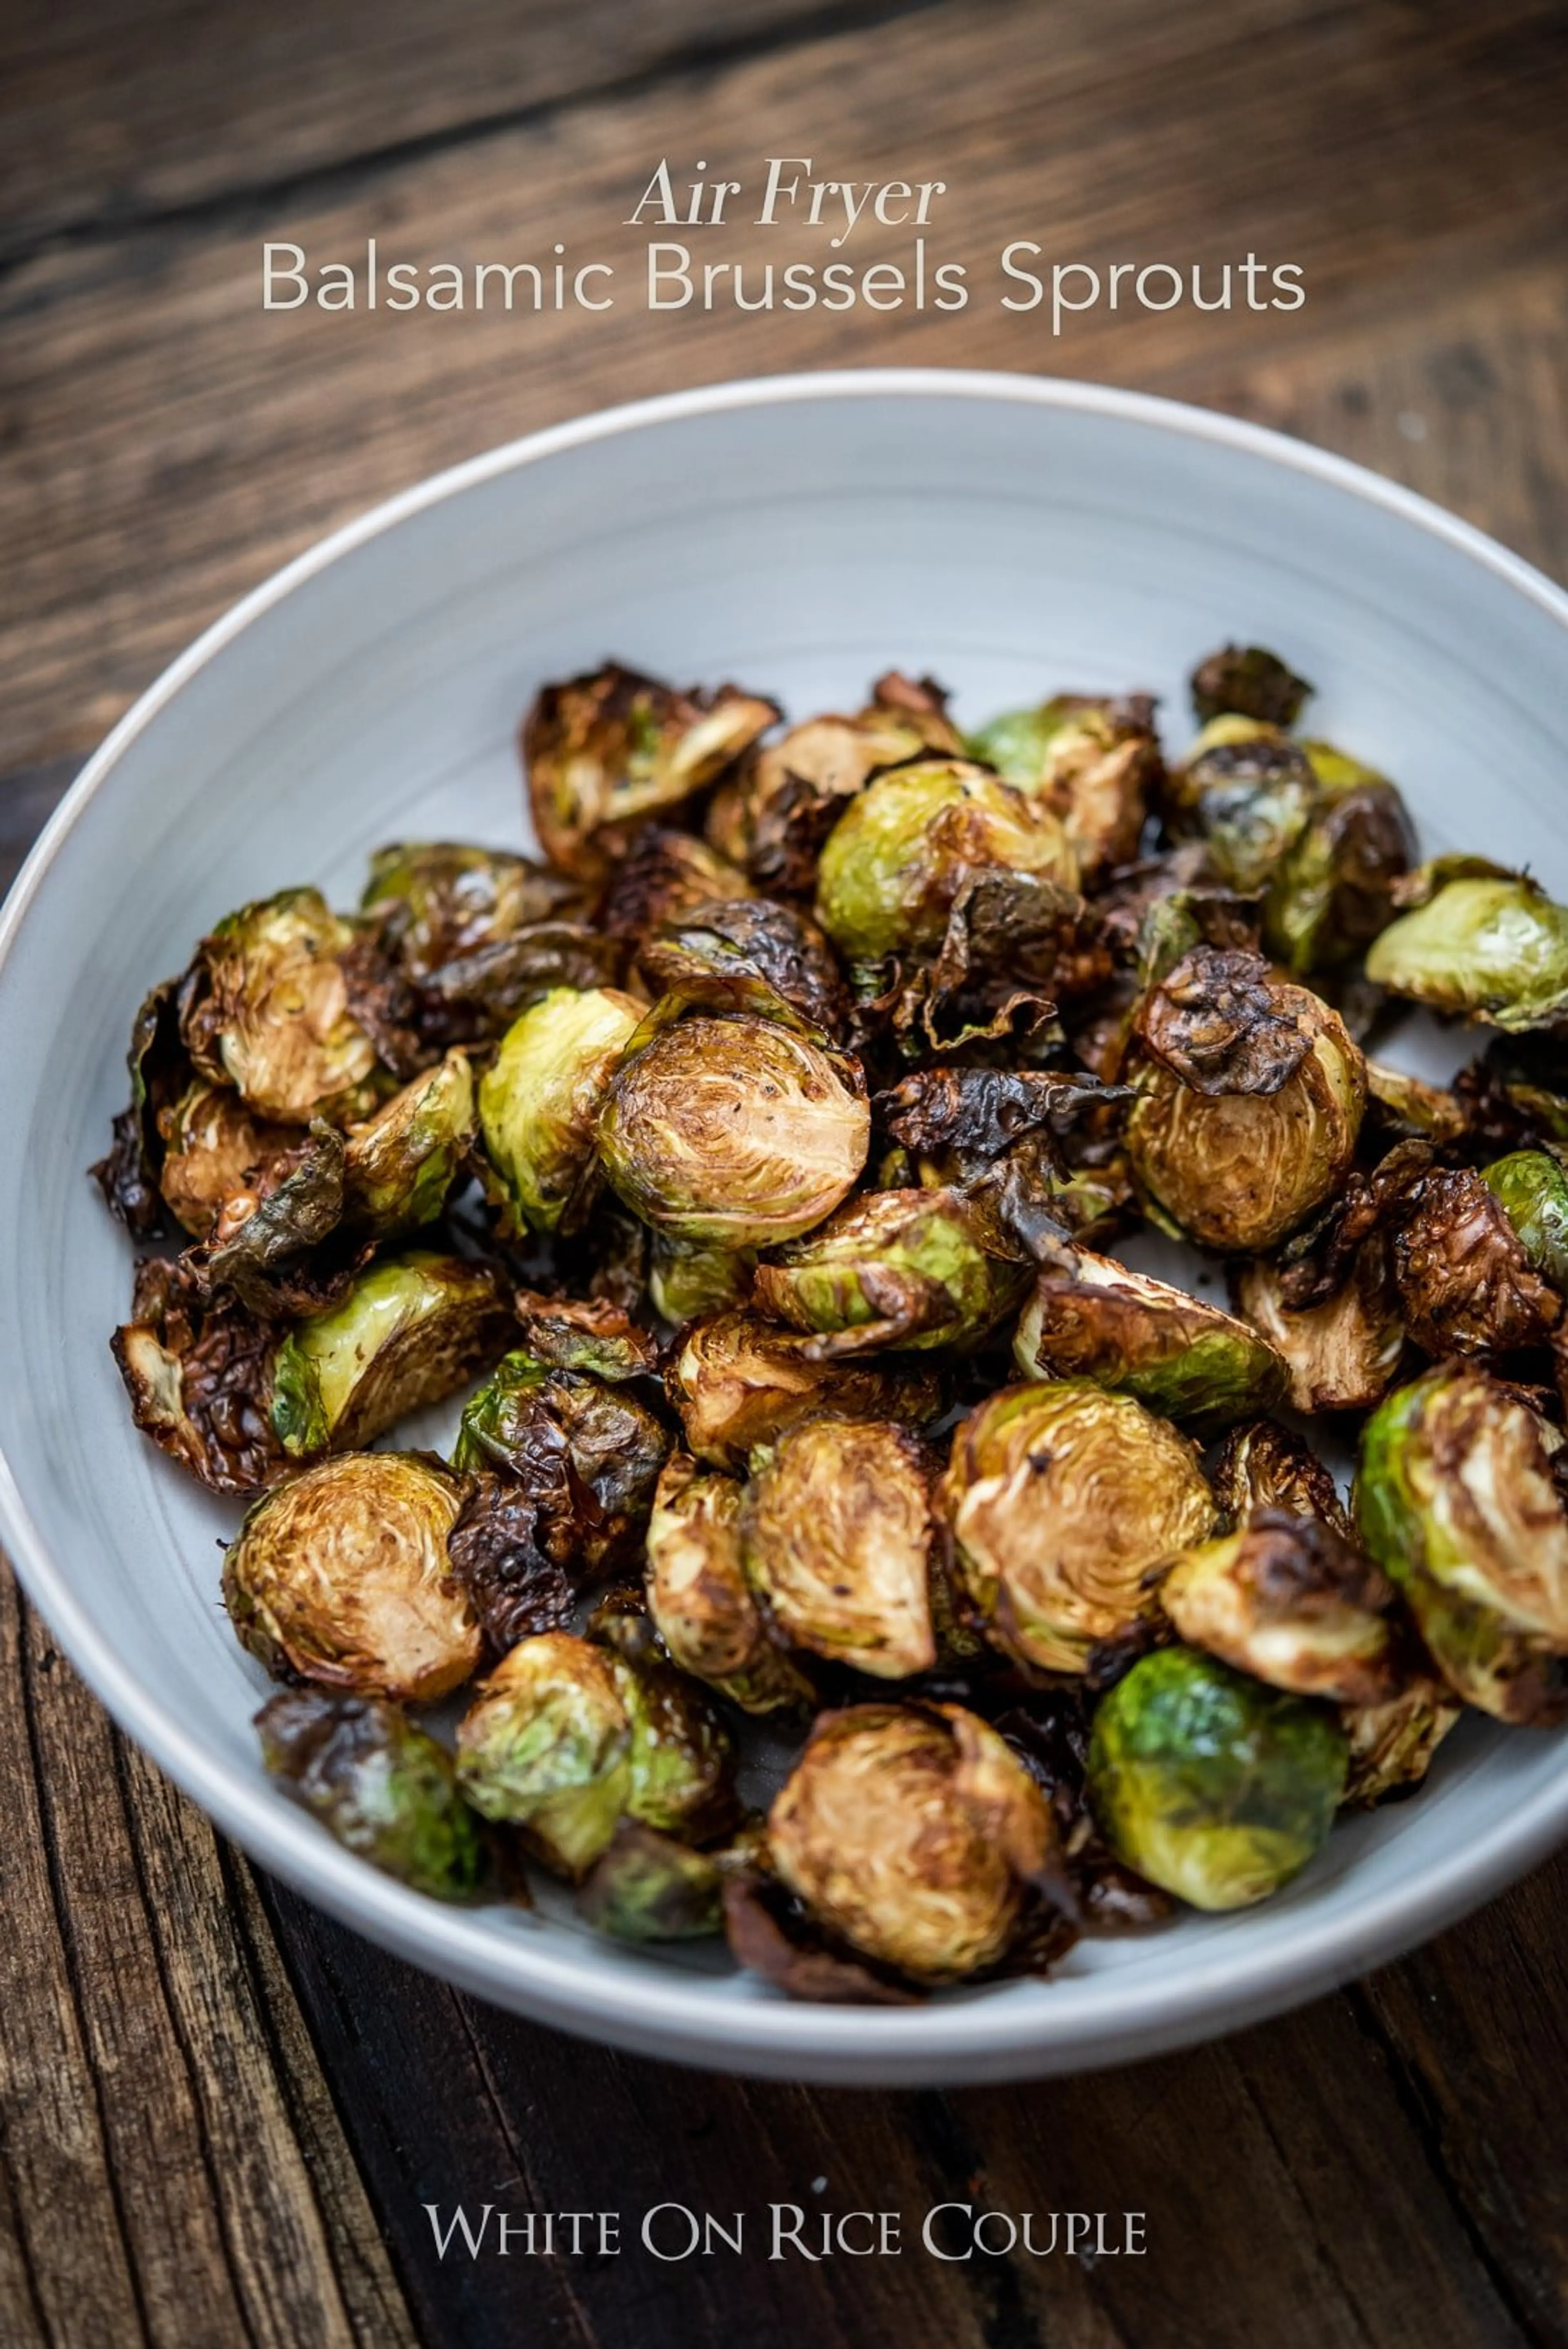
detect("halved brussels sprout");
top-left (742, 1417), bottom-right (940, 1679)
top-left (257, 1688), bottom-right (491, 1899)
top-left (766, 1702), bottom-right (1059, 1982)
top-left (753, 1187), bottom-right (1028, 1357)
top-left (665, 1310), bottom-right (942, 1472)
top-left (511, 1290), bottom-right (659, 1383)
top-left (637, 896), bottom-right (850, 1036)
top-left (454, 1630), bottom-right (735, 1877)
top-left (1389, 1164), bottom-right (1561, 1359)
top-left (453, 1347), bottom-right (671, 1578)
top-left (1158, 1510), bottom-right (1401, 1705)
top-left (1263, 747), bottom-right (1416, 974)
top-left (1366, 873), bottom-right (1568, 1030)
top-left (1209, 1418), bottom-right (1353, 1540)
top-left (1013, 1247), bottom-right (1289, 1429)
top-left (1483, 1149), bottom-right (1568, 1292)
top-left (577, 1821), bottom-right (724, 1942)
top-left (270, 1252), bottom-right (512, 1459)
top-left (965, 693), bottom-right (1160, 877)
top-left (1126, 948), bottom-right (1366, 1252)
top-left (224, 1452), bottom-right (479, 1699)
top-left (479, 984), bottom-right (642, 1236)
top-left (1166, 718), bottom-right (1317, 893)
top-left (647, 1234), bottom-right (757, 1325)
top-left (157, 1080), bottom-right (298, 1240)
top-left (1356, 1367), bottom-right (1568, 1723)
top-left (813, 758), bottom-right (1079, 969)
top-left (180, 888), bottom-right (389, 1125)
top-left (597, 1012), bottom-right (869, 1249)
top-left (1237, 1243), bottom-right (1405, 1414)
top-left (363, 842), bottom-right (583, 975)
top-left (523, 664), bottom-right (778, 881)
top-left (1087, 1646), bottom-right (1347, 1910)
top-left (599, 828), bottom-right (752, 946)
top-left (645, 1453), bottom-right (812, 1713)
top-left (944, 1380), bottom-right (1216, 1674)
top-left (1340, 1679), bottom-right (1462, 1808)
top-left (340, 1050), bottom-right (476, 1235)
top-left (1365, 1060), bottom-right (1466, 1144)
top-left (1189, 644), bottom-right (1312, 729)
top-left (114, 1255), bottom-right (285, 1494)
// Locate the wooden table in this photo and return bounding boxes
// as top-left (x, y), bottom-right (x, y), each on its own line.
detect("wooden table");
top-left (4, 4), bottom-right (1568, 2341)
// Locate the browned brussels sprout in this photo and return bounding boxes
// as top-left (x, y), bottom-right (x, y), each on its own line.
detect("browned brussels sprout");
top-left (270, 1252), bottom-right (512, 1460)
top-left (637, 895), bottom-right (850, 1035)
top-left (1013, 1247), bottom-right (1289, 1430)
top-left (766, 1702), bottom-right (1060, 1983)
top-left (876, 1064), bottom-right (1122, 1184)
top-left (339, 1049), bottom-right (476, 1235)
top-left (1356, 1366), bottom-right (1568, 1724)
top-left (179, 888), bottom-right (391, 1125)
top-left (1209, 1418), bottom-right (1353, 1541)
top-left (599, 827), bottom-right (752, 946)
top-left (512, 1290), bottom-right (659, 1383)
top-left (1365, 1060), bottom-right (1466, 1144)
top-left (1189, 644), bottom-right (1313, 729)
top-left (1366, 870), bottom-right (1568, 1030)
top-left (224, 1453), bottom-right (480, 1699)
top-left (91, 975), bottom-right (195, 1238)
top-left (577, 1821), bottom-right (724, 1942)
top-left (1126, 948), bottom-right (1366, 1252)
top-left (1087, 1646), bottom-right (1347, 1910)
top-left (597, 1011), bottom-right (869, 1249)
top-left (1165, 718), bottom-right (1317, 894)
top-left (665, 1311), bottom-right (942, 1472)
top-left (156, 1079), bottom-right (298, 1240)
top-left (645, 1453), bottom-right (812, 1713)
top-left (454, 1630), bottom-right (735, 1877)
top-left (257, 1688), bottom-right (492, 1899)
top-left (523, 663), bottom-right (778, 882)
top-left (742, 1417), bottom-right (940, 1679)
top-left (1482, 1149), bottom-right (1568, 1294)
top-left (1389, 1164), bottom-right (1561, 1360)
top-left (479, 985), bottom-right (643, 1237)
top-left (1158, 1510), bottom-right (1402, 1705)
top-left (944, 1380), bottom-right (1216, 1674)
top-left (363, 842), bottom-right (584, 973)
top-left (1339, 1678), bottom-right (1462, 1808)
top-left (1237, 1242), bottom-right (1405, 1414)
top-left (1264, 745), bottom-right (1417, 975)
top-left (113, 1255), bottom-right (286, 1494)
top-left (753, 1187), bottom-right (1028, 1357)
top-left (966, 692), bottom-right (1161, 878)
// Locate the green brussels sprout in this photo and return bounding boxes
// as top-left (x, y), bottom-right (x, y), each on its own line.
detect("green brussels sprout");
top-left (1482, 1149), bottom-right (1568, 1292)
top-left (1126, 948), bottom-right (1366, 1252)
top-left (1263, 746), bottom-right (1416, 974)
top-left (1365, 873), bottom-right (1568, 1030)
top-left (156, 1079), bottom-right (298, 1239)
top-left (597, 1012), bottom-right (869, 1249)
top-left (665, 1310), bottom-right (943, 1472)
top-left (742, 1417), bottom-right (940, 1680)
top-left (753, 1187), bottom-right (1028, 1356)
top-left (637, 895), bottom-right (850, 1036)
top-left (453, 1347), bottom-right (670, 1579)
top-left (1158, 1510), bottom-right (1402, 1705)
top-left (766, 1701), bottom-right (1060, 1983)
top-left (813, 757), bottom-right (1079, 969)
top-left (1087, 1647), bottom-right (1348, 1910)
top-left (179, 887), bottom-right (389, 1125)
top-left (965, 692), bottom-right (1160, 878)
top-left (1209, 1418), bottom-right (1353, 1540)
top-left (223, 1453), bottom-right (480, 1700)
top-left (1189, 644), bottom-right (1313, 729)
top-left (1237, 1243), bottom-right (1405, 1414)
top-left (645, 1453), bottom-right (812, 1713)
top-left (523, 663), bottom-right (778, 882)
top-left (340, 1049), bottom-right (476, 1235)
top-left (1012, 1247), bottom-right (1289, 1430)
top-left (478, 985), bottom-right (643, 1236)
top-left (599, 828), bottom-right (752, 946)
top-left (257, 1688), bottom-right (491, 1900)
top-left (1365, 1060), bottom-right (1466, 1144)
top-left (1339, 1678), bottom-right (1462, 1808)
top-left (1389, 1165), bottom-right (1561, 1359)
top-left (454, 1631), bottom-right (735, 1877)
top-left (577, 1821), bottom-right (724, 1942)
top-left (362, 842), bottom-right (584, 975)
top-left (1355, 1367), bottom-right (1568, 1724)
top-left (647, 1234), bottom-right (757, 1325)
top-left (270, 1252), bottom-right (512, 1459)
top-left (511, 1290), bottom-right (659, 1383)
top-left (1166, 717), bottom-right (1317, 894)
top-left (944, 1380), bottom-right (1216, 1674)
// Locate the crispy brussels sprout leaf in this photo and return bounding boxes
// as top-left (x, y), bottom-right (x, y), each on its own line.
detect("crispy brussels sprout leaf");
top-left (340, 1050), bottom-right (476, 1235)
top-left (638, 896), bottom-right (850, 1035)
top-left (665, 1310), bottom-right (942, 1471)
top-left (1340, 1679), bottom-right (1462, 1808)
top-left (1355, 1367), bottom-right (1568, 1724)
top-left (1456, 1035), bottom-right (1568, 1155)
top-left (884, 865), bottom-right (1109, 1055)
top-left (446, 1472), bottom-right (577, 1657)
top-left (512, 1290), bottom-right (660, 1382)
top-left (1209, 1418), bottom-right (1353, 1540)
top-left (1087, 1646), bottom-right (1347, 1910)
top-left (1237, 1242), bottom-right (1405, 1414)
top-left (270, 1252), bottom-right (512, 1459)
top-left (1189, 645), bottom-right (1313, 729)
top-left (225, 1452), bottom-right (479, 1699)
top-left (944, 1380), bottom-right (1216, 1674)
top-left (453, 1348), bottom-right (671, 1576)
top-left (1158, 1510), bottom-right (1401, 1705)
top-left (91, 976), bottom-right (198, 1238)
top-left (113, 1256), bottom-right (285, 1494)
top-left (479, 986), bottom-right (643, 1237)
top-left (1390, 1164), bottom-right (1561, 1359)
top-left (179, 888), bottom-right (390, 1124)
top-left (1014, 1247), bottom-right (1290, 1430)
top-left (753, 1187), bottom-right (1027, 1358)
top-left (257, 1688), bottom-right (493, 1899)
top-left (200, 1121), bottom-right (356, 1316)
top-left (577, 1821), bottom-right (724, 1942)
top-left (646, 1453), bottom-right (813, 1713)
top-left (1366, 873), bottom-right (1568, 1030)
top-left (877, 1066), bottom-right (1121, 1182)
top-left (600, 828), bottom-right (752, 946)
top-left (1365, 1060), bottom-right (1466, 1144)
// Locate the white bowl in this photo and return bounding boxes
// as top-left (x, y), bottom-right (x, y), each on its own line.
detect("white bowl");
top-left (3, 370), bottom-right (1567, 2087)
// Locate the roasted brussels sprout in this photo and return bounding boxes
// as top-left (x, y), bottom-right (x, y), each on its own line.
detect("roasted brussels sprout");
top-left (599, 827), bottom-right (752, 945)
top-left (665, 1310), bottom-right (942, 1472)
top-left (1237, 1242), bottom-right (1405, 1414)
top-left (270, 1252), bottom-right (512, 1459)
top-left (577, 1821), bottom-right (724, 1942)
top-left (637, 895), bottom-right (850, 1035)
top-left (1366, 872), bottom-right (1568, 1030)
top-left (179, 888), bottom-right (390, 1125)
top-left (1365, 1059), bottom-right (1466, 1144)
top-left (1209, 1418), bottom-right (1353, 1539)
top-left (114, 1255), bottom-right (286, 1493)
top-left (1264, 746), bottom-right (1416, 974)
top-left (224, 1452), bottom-right (480, 1699)
top-left (1189, 644), bottom-right (1313, 729)
top-left (453, 1347), bottom-right (671, 1578)
top-left (511, 1290), bottom-right (659, 1383)
top-left (339, 1050), bottom-right (476, 1235)
top-left (766, 1702), bottom-right (1060, 1982)
top-left (597, 1012), bottom-right (869, 1248)
top-left (1340, 1678), bottom-right (1461, 1808)
top-left (966, 693), bottom-right (1160, 877)
top-left (742, 1417), bottom-right (940, 1679)
top-left (1483, 1149), bottom-right (1568, 1292)
top-left (645, 1453), bottom-right (811, 1712)
top-left (1013, 1247), bottom-right (1289, 1429)
top-left (257, 1687), bottom-right (491, 1899)
top-left (156, 1080), bottom-right (298, 1240)
top-left (1126, 949), bottom-right (1366, 1252)
top-left (523, 664), bottom-right (778, 882)
top-left (753, 1187), bottom-right (1027, 1357)
top-left (1087, 1646), bottom-right (1347, 1909)
top-left (1389, 1164), bottom-right (1561, 1359)
top-left (1158, 1511), bottom-right (1401, 1705)
top-left (454, 1631), bottom-right (735, 1877)
top-left (1356, 1366), bottom-right (1568, 1723)
top-left (813, 758), bottom-right (1078, 969)
top-left (478, 985), bottom-right (642, 1236)
top-left (1166, 718), bottom-right (1317, 894)
top-left (944, 1381), bottom-right (1216, 1673)
top-left (647, 1234), bottom-right (757, 1325)
top-left (363, 842), bottom-right (583, 973)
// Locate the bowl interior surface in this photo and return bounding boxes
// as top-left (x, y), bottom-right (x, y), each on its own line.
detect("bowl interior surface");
top-left (3, 372), bottom-right (1567, 2085)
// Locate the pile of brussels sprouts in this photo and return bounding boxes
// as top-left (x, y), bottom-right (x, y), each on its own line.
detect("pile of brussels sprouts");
top-left (91, 645), bottom-right (1568, 2000)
